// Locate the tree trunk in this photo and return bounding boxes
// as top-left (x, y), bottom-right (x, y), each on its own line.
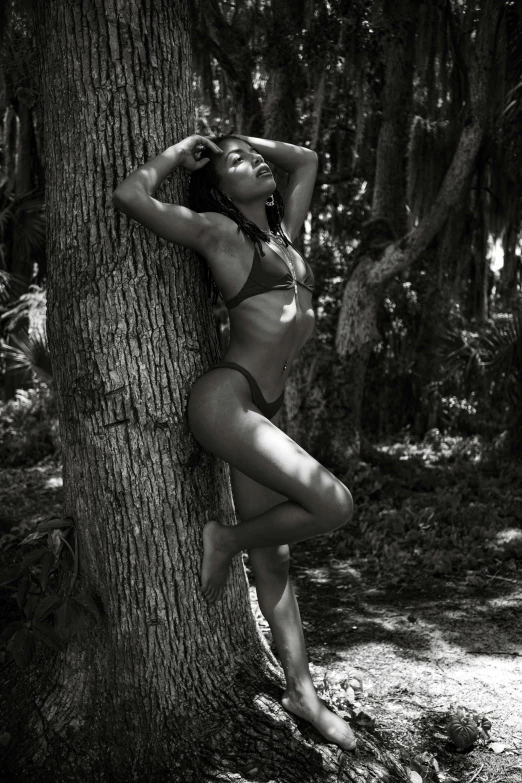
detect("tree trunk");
top-left (371, 0), bottom-right (419, 239)
top-left (499, 223), bottom-right (520, 303)
top-left (3, 98), bottom-right (36, 400)
top-left (261, 0), bottom-right (304, 195)
top-left (0, 2), bottom-right (407, 781)
top-left (262, 0), bottom-right (303, 143)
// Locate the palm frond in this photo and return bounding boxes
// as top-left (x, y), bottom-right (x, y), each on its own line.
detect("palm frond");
top-left (0, 331), bottom-right (52, 387)
top-left (12, 195), bottom-right (45, 255)
top-left (436, 324), bottom-right (487, 391)
top-left (481, 307), bottom-right (522, 404)
top-left (0, 268), bottom-right (30, 304)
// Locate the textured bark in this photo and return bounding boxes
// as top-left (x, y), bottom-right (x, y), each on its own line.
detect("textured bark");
top-left (0, 2), bottom-right (408, 782)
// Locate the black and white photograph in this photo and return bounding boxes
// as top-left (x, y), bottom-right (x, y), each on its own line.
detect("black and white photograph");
top-left (0, 1), bottom-right (521, 781)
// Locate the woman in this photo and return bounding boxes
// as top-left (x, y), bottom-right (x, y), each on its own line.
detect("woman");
top-left (113, 133), bottom-right (356, 751)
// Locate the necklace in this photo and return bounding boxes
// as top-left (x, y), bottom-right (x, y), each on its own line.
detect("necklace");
top-left (269, 232), bottom-right (298, 373)
top-left (269, 232), bottom-right (299, 303)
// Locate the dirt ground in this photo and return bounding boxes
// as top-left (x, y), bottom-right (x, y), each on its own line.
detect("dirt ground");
top-left (247, 436), bottom-right (522, 783)
top-left (249, 539), bottom-right (521, 783)
top-left (1, 439), bottom-right (521, 783)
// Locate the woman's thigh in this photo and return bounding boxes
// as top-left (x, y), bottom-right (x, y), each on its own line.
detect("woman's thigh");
top-left (188, 370), bottom-right (353, 523)
top-left (229, 408), bottom-right (288, 522)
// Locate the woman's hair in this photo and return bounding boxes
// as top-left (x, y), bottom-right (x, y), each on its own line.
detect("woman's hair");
top-left (188, 134), bottom-right (288, 306)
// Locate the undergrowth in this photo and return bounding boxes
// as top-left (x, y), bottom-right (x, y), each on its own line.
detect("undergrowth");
top-left (335, 432), bottom-right (522, 591)
top-left (0, 384), bottom-right (60, 468)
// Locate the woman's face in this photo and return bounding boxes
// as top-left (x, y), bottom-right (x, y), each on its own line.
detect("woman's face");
top-left (213, 138), bottom-right (275, 204)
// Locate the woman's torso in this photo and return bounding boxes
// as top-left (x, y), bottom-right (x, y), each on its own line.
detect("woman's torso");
top-left (203, 224), bottom-right (316, 401)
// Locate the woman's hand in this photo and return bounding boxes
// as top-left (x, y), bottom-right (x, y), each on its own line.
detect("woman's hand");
top-left (174, 134), bottom-right (223, 172)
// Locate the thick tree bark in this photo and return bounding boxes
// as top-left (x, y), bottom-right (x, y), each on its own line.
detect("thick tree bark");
top-left (0, 2), bottom-right (408, 782)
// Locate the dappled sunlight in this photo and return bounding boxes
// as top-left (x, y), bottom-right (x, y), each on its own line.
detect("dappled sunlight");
top-left (495, 528), bottom-right (522, 546)
top-left (44, 475), bottom-right (63, 489)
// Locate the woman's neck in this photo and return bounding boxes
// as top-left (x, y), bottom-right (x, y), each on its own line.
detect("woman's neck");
top-left (233, 198), bottom-right (270, 233)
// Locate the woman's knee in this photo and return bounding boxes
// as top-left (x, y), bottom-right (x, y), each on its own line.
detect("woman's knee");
top-left (321, 483), bottom-right (354, 532)
top-left (248, 544), bottom-right (290, 578)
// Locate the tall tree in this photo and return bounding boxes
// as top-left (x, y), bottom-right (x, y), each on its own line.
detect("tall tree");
top-left (2, 1), bottom-right (407, 781)
top-left (371, 0), bottom-right (418, 239)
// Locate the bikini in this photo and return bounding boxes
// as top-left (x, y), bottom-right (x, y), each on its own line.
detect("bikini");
top-left (204, 240), bottom-right (316, 419)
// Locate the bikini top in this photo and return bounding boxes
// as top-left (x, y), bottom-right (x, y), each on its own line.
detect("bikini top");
top-left (224, 240), bottom-right (316, 310)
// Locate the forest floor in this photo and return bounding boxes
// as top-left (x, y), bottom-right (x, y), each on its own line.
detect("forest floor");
top-left (1, 433), bottom-right (521, 783)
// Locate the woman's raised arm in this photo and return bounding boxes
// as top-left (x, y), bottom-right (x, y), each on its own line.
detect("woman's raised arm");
top-left (112, 135), bottom-right (223, 251)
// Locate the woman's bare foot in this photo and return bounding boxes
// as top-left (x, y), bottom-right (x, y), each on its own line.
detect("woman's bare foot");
top-left (282, 685), bottom-right (357, 751)
top-left (201, 520), bottom-right (233, 603)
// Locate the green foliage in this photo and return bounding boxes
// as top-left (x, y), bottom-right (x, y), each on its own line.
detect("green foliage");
top-left (0, 384), bottom-right (59, 468)
top-left (0, 515), bottom-right (100, 669)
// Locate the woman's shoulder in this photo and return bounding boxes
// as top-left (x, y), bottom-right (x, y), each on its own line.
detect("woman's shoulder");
top-left (200, 211), bottom-right (241, 233)
top-left (198, 211), bottom-right (246, 253)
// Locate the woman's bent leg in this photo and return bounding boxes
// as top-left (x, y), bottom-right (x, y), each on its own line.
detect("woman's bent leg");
top-left (188, 371), bottom-right (353, 601)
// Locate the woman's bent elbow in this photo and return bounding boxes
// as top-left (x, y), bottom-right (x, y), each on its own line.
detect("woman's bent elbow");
top-left (112, 188), bottom-right (129, 209)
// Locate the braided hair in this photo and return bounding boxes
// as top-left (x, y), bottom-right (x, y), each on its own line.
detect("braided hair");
top-left (188, 134), bottom-right (288, 306)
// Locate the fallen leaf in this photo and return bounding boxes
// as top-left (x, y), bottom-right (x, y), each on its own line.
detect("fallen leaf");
top-left (489, 742), bottom-right (506, 754)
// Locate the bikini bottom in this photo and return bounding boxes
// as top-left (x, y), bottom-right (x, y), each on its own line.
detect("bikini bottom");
top-left (204, 361), bottom-right (285, 420)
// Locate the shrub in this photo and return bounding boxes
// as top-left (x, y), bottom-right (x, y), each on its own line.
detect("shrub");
top-left (0, 383), bottom-right (60, 468)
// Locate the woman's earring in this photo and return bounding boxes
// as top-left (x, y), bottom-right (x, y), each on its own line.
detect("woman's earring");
top-left (265, 194), bottom-right (275, 207)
